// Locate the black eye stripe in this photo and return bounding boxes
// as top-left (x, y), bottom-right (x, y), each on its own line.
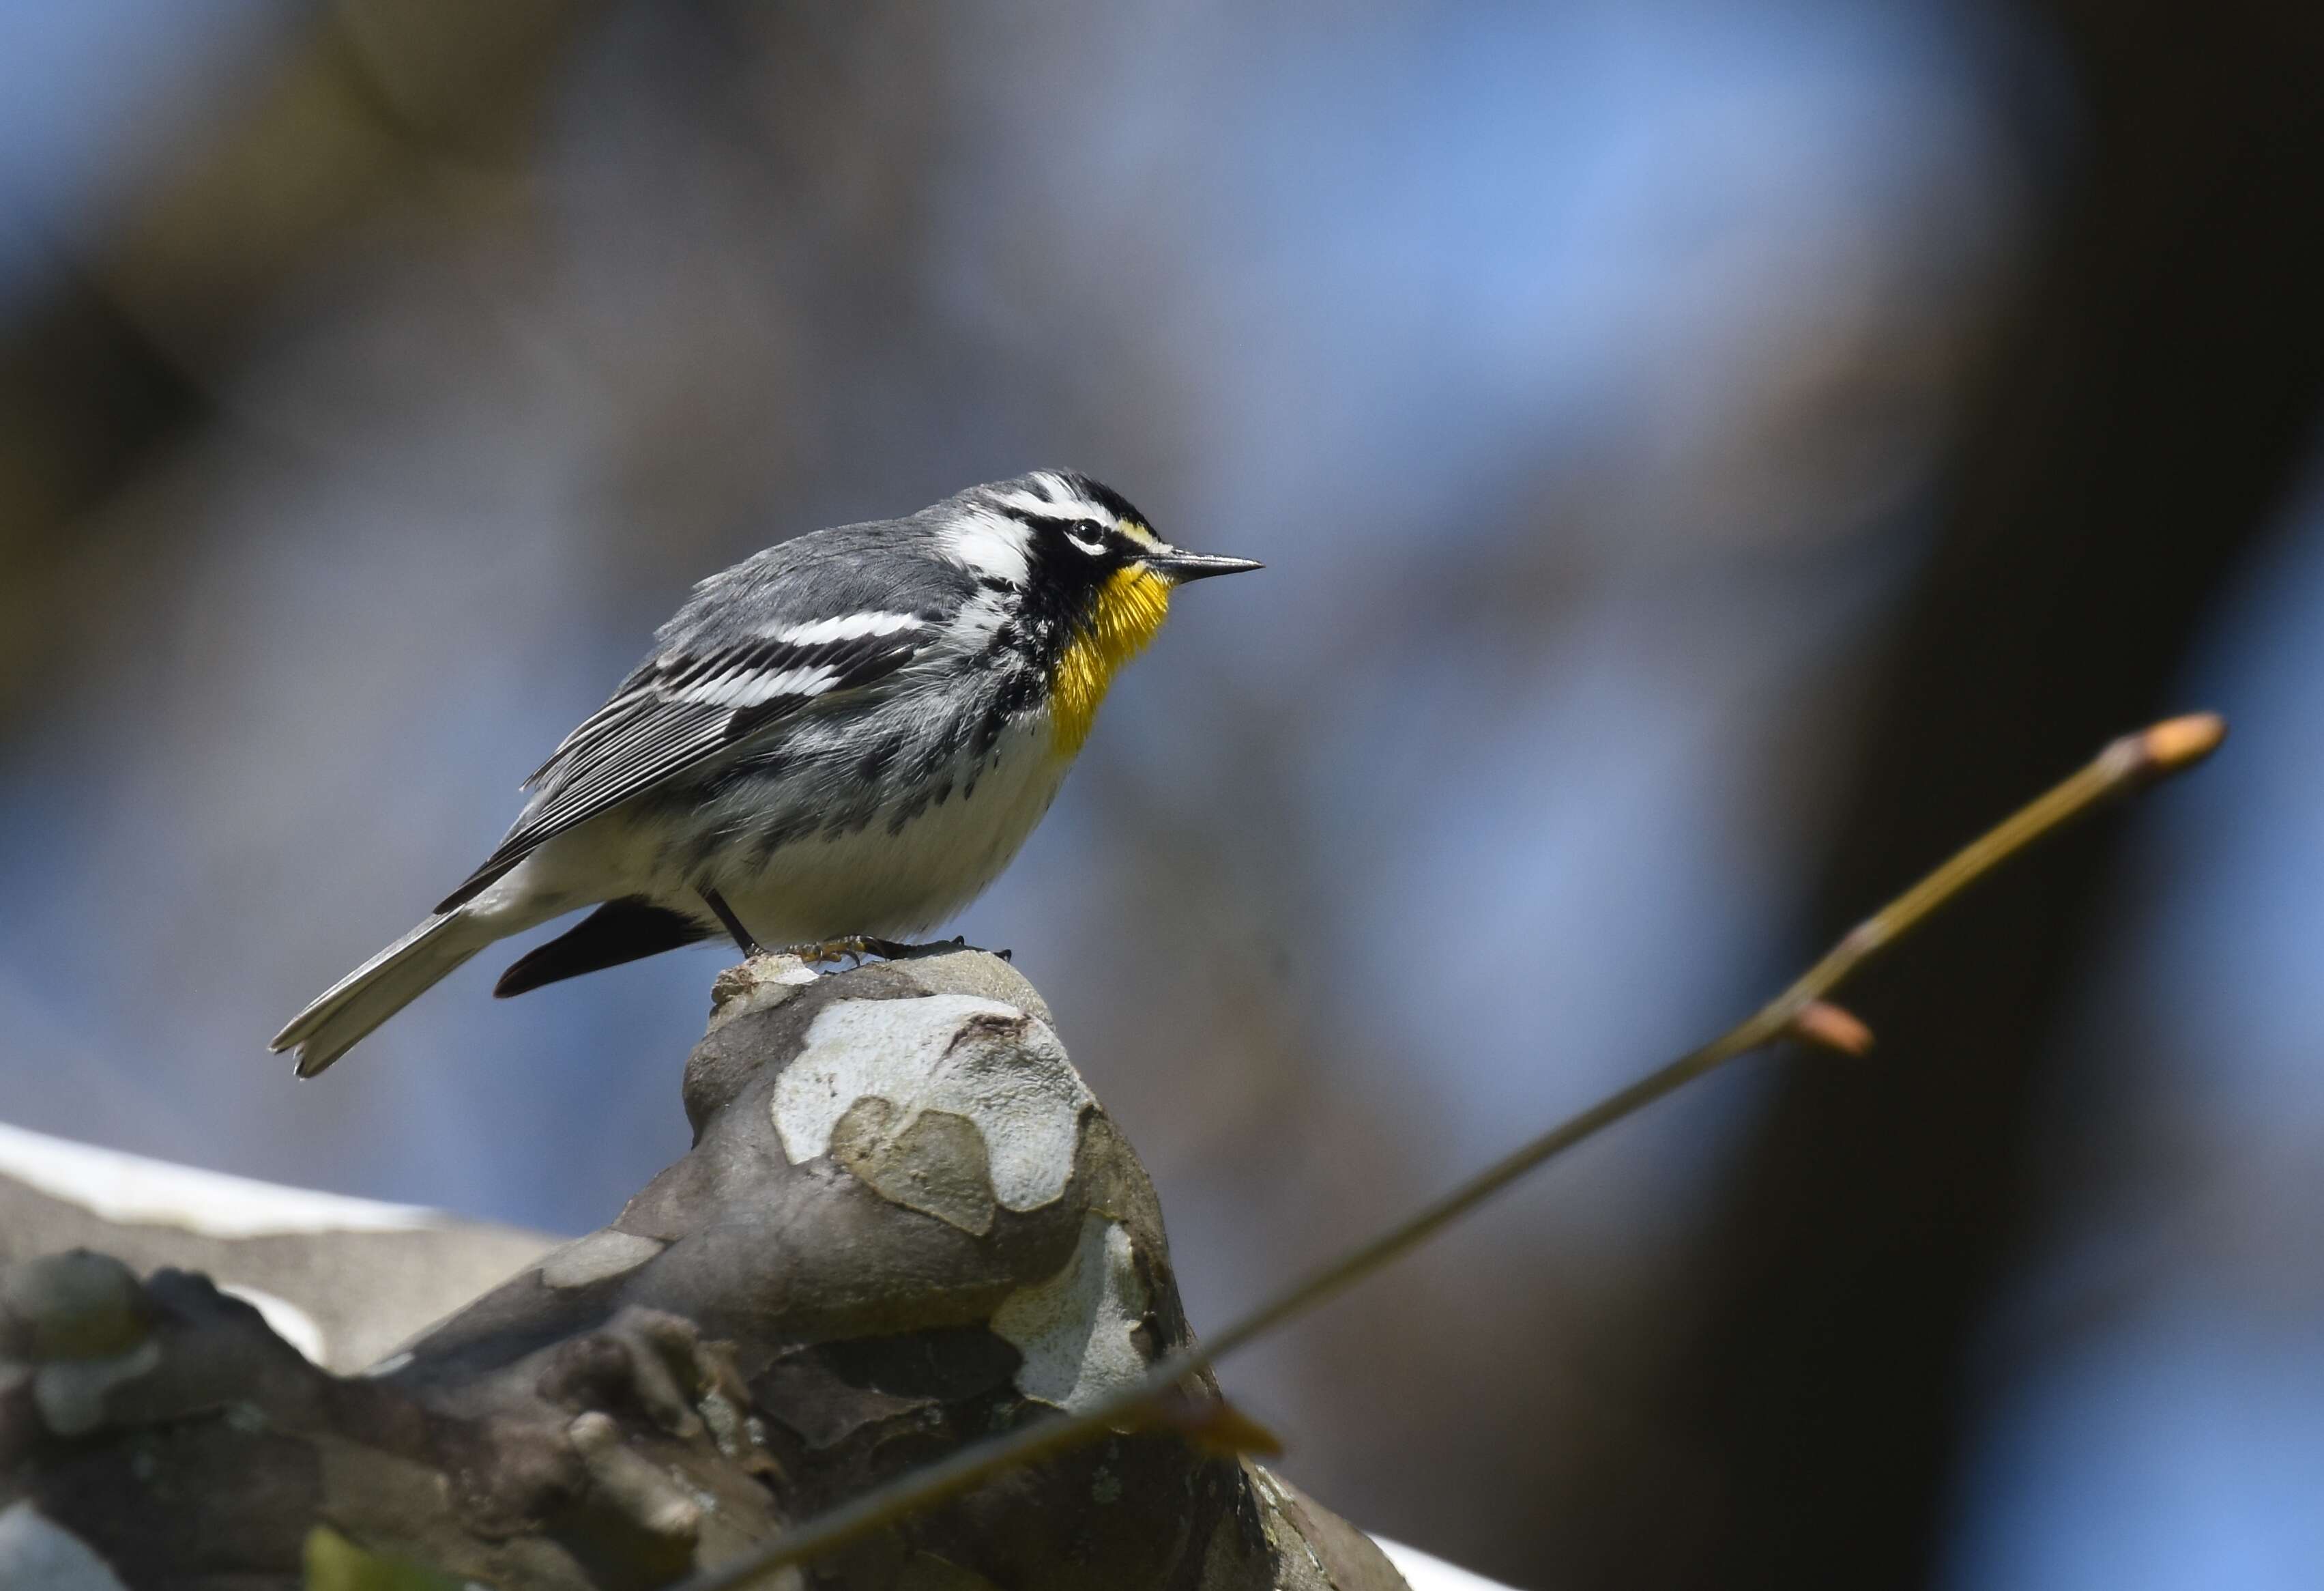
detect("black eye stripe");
top-left (991, 500), bottom-right (1129, 559)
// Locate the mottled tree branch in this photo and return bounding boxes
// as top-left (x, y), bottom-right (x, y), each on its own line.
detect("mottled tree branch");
top-left (2, 949), bottom-right (1406, 1590)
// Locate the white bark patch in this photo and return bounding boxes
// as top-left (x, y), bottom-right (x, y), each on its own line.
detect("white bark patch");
top-left (0, 1121), bottom-right (437, 1237)
top-left (218, 1284), bottom-right (328, 1365)
top-left (540, 1230), bottom-right (666, 1290)
top-left (0, 1502), bottom-right (130, 1591)
top-left (772, 996), bottom-right (1090, 1214)
top-left (991, 1214), bottom-right (1148, 1411)
top-left (1371, 1534), bottom-right (1525, 1590)
top-left (707, 953), bottom-right (820, 1034)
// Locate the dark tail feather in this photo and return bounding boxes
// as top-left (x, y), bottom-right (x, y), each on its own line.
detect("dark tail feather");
top-left (494, 900), bottom-right (708, 997)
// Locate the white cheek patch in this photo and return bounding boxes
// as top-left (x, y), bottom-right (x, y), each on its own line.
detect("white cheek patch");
top-left (765, 612), bottom-right (925, 645)
top-left (944, 507), bottom-right (1032, 584)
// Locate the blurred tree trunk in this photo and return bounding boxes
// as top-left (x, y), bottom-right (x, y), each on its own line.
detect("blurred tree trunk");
top-left (1580, 3), bottom-right (2324, 1586)
top-left (0, 3), bottom-right (583, 713)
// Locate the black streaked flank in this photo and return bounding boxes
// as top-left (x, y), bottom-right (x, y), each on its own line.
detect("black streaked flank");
top-left (856, 734), bottom-right (905, 784)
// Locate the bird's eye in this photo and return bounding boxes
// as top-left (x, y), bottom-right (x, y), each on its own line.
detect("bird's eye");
top-left (1064, 520), bottom-right (1109, 556)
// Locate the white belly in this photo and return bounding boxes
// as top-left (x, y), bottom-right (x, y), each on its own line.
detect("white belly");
top-left (679, 712), bottom-right (1070, 944)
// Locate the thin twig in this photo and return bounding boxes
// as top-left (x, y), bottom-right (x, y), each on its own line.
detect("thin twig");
top-left (675, 713), bottom-right (2225, 1591)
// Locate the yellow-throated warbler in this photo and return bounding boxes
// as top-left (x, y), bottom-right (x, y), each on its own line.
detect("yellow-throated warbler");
top-left (271, 471), bottom-right (1258, 1076)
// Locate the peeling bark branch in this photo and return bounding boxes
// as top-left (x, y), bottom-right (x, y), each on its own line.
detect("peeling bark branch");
top-left (0, 949), bottom-right (1408, 1590)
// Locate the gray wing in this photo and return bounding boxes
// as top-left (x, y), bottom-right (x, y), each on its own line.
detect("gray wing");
top-left (436, 530), bottom-right (967, 913)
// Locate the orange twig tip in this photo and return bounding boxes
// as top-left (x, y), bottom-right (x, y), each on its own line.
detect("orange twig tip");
top-left (2139, 713), bottom-right (2226, 772)
top-left (1786, 1000), bottom-right (1875, 1057)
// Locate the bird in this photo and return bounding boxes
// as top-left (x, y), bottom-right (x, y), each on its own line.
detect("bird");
top-left (270, 470), bottom-right (1260, 1077)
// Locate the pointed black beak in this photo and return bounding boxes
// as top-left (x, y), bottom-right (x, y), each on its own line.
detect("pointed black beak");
top-left (1144, 550), bottom-right (1264, 584)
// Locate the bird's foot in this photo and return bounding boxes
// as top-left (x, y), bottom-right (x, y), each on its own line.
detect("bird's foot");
top-left (782, 934), bottom-right (911, 968)
top-left (780, 934), bottom-right (1012, 968)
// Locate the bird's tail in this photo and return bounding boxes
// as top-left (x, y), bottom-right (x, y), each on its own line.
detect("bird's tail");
top-left (270, 912), bottom-right (492, 1078)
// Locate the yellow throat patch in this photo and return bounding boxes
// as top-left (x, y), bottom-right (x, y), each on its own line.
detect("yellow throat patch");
top-left (1049, 564), bottom-right (1172, 755)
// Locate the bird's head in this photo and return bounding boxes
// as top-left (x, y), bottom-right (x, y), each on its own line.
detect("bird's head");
top-left (950, 470), bottom-right (1261, 752)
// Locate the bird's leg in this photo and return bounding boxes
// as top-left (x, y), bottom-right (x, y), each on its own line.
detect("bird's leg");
top-left (698, 887), bottom-right (764, 958)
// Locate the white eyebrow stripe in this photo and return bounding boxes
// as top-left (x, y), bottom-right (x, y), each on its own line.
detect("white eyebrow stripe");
top-left (991, 479), bottom-right (1152, 544)
top-left (764, 611), bottom-right (927, 645)
top-left (989, 488), bottom-right (1103, 522)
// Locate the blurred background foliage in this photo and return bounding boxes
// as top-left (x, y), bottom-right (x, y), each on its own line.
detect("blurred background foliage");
top-left (3, 1), bottom-right (2321, 1586)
